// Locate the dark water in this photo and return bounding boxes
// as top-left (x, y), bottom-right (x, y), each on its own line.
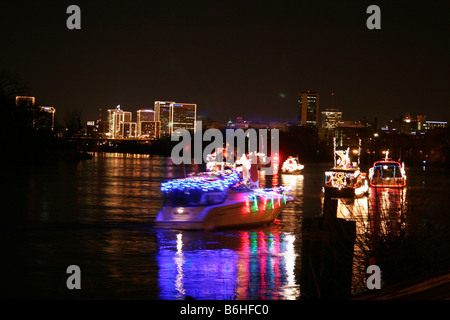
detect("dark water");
top-left (1, 153), bottom-right (448, 299)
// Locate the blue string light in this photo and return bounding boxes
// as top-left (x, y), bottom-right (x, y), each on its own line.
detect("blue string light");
top-left (161, 170), bottom-right (241, 193)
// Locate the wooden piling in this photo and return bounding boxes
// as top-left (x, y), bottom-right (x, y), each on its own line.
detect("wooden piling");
top-left (300, 196), bottom-right (357, 299)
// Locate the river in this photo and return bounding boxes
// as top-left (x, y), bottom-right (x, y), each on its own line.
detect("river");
top-left (1, 152), bottom-right (448, 299)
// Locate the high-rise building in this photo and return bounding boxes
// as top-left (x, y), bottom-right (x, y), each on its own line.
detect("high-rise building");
top-left (154, 101), bottom-right (175, 136)
top-left (137, 109), bottom-right (156, 137)
top-left (35, 106), bottom-right (55, 131)
top-left (15, 96), bottom-right (35, 107)
top-left (298, 91), bottom-right (319, 127)
top-left (171, 103), bottom-right (197, 134)
top-left (120, 122), bottom-right (137, 138)
top-left (154, 101), bottom-right (197, 136)
top-left (321, 108), bottom-right (342, 129)
top-left (140, 121), bottom-right (161, 139)
top-left (14, 96), bottom-right (55, 131)
top-left (107, 105), bottom-right (132, 138)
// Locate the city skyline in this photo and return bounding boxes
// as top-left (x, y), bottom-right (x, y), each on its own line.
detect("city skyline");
top-left (1, 1), bottom-right (449, 126)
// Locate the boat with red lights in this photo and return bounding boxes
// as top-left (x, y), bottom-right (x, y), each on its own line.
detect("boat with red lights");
top-left (369, 151), bottom-right (406, 188)
top-left (154, 170), bottom-right (292, 230)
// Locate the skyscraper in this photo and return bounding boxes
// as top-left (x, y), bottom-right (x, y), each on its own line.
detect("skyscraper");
top-left (321, 108), bottom-right (342, 129)
top-left (137, 109), bottom-right (160, 139)
top-left (137, 109), bottom-right (156, 137)
top-left (298, 91), bottom-right (319, 127)
top-left (154, 101), bottom-right (175, 136)
top-left (171, 103), bottom-right (197, 134)
top-left (107, 105), bottom-right (132, 138)
top-left (154, 101), bottom-right (197, 136)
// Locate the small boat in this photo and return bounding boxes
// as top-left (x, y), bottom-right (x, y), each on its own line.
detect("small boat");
top-left (323, 139), bottom-right (368, 198)
top-left (154, 169), bottom-right (292, 230)
top-left (369, 151), bottom-right (406, 188)
top-left (281, 156), bottom-right (304, 174)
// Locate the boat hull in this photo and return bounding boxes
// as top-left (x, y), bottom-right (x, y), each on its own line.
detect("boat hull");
top-left (154, 200), bottom-right (286, 230)
top-left (369, 178), bottom-right (406, 188)
top-left (281, 169), bottom-right (303, 175)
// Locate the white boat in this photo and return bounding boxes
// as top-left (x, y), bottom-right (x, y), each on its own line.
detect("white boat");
top-left (281, 156), bottom-right (304, 174)
top-left (369, 151), bottom-right (406, 188)
top-left (154, 170), bottom-right (292, 230)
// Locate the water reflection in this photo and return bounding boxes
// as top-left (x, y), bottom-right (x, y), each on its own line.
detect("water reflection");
top-left (334, 187), bottom-right (407, 237)
top-left (5, 153), bottom-right (443, 300)
top-left (368, 187), bottom-right (407, 238)
top-left (156, 229), bottom-right (299, 300)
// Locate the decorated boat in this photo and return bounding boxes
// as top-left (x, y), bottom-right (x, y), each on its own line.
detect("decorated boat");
top-left (281, 156), bottom-right (304, 174)
top-left (369, 151), bottom-right (406, 188)
top-left (323, 139), bottom-right (368, 198)
top-left (154, 169), bottom-right (292, 230)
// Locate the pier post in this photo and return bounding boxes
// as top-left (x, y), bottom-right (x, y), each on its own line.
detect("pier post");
top-left (300, 197), bottom-right (356, 299)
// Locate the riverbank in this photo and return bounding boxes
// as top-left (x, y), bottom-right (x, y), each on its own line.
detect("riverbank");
top-left (352, 270), bottom-right (450, 300)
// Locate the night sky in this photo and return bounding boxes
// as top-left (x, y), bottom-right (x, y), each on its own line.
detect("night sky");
top-left (1, 0), bottom-right (449, 126)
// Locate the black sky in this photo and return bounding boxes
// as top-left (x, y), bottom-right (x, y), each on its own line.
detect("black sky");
top-left (1, 0), bottom-right (449, 126)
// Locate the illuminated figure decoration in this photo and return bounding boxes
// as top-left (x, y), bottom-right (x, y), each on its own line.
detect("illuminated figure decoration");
top-left (335, 148), bottom-right (351, 167)
top-left (323, 138), bottom-right (369, 198)
top-left (281, 156), bottom-right (304, 174)
top-left (368, 150), bottom-right (406, 188)
top-left (206, 150), bottom-right (269, 190)
top-left (155, 169), bottom-right (292, 230)
top-left (205, 148), bottom-right (235, 172)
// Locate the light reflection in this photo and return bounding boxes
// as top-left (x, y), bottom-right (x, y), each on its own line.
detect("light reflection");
top-left (156, 230), bottom-right (299, 300)
top-left (368, 187), bottom-right (407, 238)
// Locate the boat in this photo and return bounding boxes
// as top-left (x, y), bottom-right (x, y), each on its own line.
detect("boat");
top-left (281, 156), bottom-right (304, 174)
top-left (369, 151), bottom-right (406, 188)
top-left (323, 139), bottom-right (368, 198)
top-left (154, 169), bottom-right (292, 230)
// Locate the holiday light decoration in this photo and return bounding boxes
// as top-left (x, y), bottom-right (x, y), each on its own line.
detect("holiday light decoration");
top-left (324, 138), bottom-right (368, 197)
top-left (281, 157), bottom-right (304, 173)
top-left (161, 170), bottom-right (241, 193)
top-left (245, 186), bottom-right (291, 212)
top-left (368, 160), bottom-right (406, 188)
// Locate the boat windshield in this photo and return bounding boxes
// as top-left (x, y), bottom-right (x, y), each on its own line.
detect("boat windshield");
top-left (373, 164), bottom-right (403, 178)
top-left (163, 189), bottom-right (228, 207)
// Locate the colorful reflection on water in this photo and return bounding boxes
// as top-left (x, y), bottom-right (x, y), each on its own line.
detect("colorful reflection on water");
top-left (156, 230), bottom-right (298, 300)
top-left (4, 153), bottom-right (447, 299)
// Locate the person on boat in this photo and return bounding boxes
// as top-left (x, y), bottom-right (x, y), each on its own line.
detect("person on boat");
top-left (373, 167), bottom-right (382, 184)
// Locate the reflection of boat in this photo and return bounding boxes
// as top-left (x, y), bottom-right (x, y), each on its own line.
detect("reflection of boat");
top-left (154, 170), bottom-right (292, 230)
top-left (368, 187), bottom-right (407, 238)
top-left (369, 152), bottom-right (406, 188)
top-left (281, 156), bottom-right (304, 174)
top-left (323, 139), bottom-right (368, 198)
top-left (155, 230), bottom-right (299, 299)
